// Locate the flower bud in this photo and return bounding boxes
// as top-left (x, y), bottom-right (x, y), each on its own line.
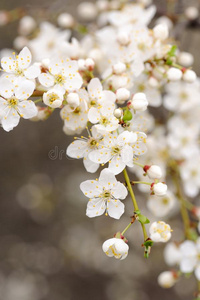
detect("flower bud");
top-left (131, 93), bottom-right (148, 111)
top-left (153, 24), bottom-right (169, 41)
top-left (152, 182), bottom-right (167, 196)
top-left (116, 88), bottom-right (130, 104)
top-left (77, 2), bottom-right (98, 21)
top-left (13, 36), bottom-right (29, 50)
top-left (102, 238), bottom-right (129, 260)
top-left (155, 16), bottom-right (173, 30)
top-left (114, 108), bottom-right (123, 119)
top-left (144, 165), bottom-right (162, 179)
top-left (158, 271), bottom-right (177, 288)
top-left (67, 93), bottom-right (80, 107)
top-left (18, 16), bottom-right (36, 35)
top-left (78, 59), bottom-right (86, 71)
top-left (178, 52), bottom-right (194, 67)
top-left (43, 89), bottom-right (63, 108)
top-left (113, 62), bottom-right (126, 75)
top-left (85, 58), bottom-right (95, 71)
top-left (57, 13), bottom-right (74, 28)
top-left (96, 0), bottom-right (109, 11)
top-left (117, 31), bottom-right (130, 46)
top-left (148, 76), bottom-right (159, 88)
top-left (149, 221), bottom-right (172, 242)
top-left (0, 10), bottom-right (9, 26)
top-left (167, 68), bottom-right (182, 81)
top-left (182, 69), bottom-right (197, 83)
top-left (185, 6), bottom-right (199, 21)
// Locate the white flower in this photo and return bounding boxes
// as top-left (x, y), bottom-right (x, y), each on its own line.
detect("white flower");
top-left (85, 58), bottom-right (95, 71)
top-left (158, 271), bottom-right (177, 288)
top-left (102, 238), bottom-right (129, 260)
top-left (67, 126), bottom-right (102, 173)
top-left (144, 164), bottom-right (162, 179)
top-left (80, 168), bottom-right (128, 219)
top-left (77, 2), bottom-right (98, 20)
top-left (164, 242), bottom-right (182, 266)
top-left (18, 16), bottom-right (36, 35)
top-left (182, 70), bottom-right (197, 83)
top-left (112, 62), bottom-right (126, 75)
top-left (179, 239), bottom-right (200, 280)
top-left (185, 6), bottom-right (199, 21)
top-left (38, 58), bottom-right (83, 94)
top-left (149, 221), bottom-right (172, 242)
top-left (1, 47), bottom-right (40, 86)
top-left (89, 130), bottom-right (138, 175)
top-left (0, 78), bottom-right (37, 131)
top-left (43, 89), bottom-right (63, 108)
top-left (131, 93), bottom-right (148, 111)
top-left (147, 191), bottom-right (176, 217)
top-left (167, 68), bottom-right (182, 81)
top-left (114, 108), bottom-right (123, 119)
top-left (66, 92), bottom-right (80, 108)
top-left (153, 24), bottom-right (169, 41)
top-left (152, 182), bottom-right (167, 196)
top-left (116, 88), bottom-right (130, 104)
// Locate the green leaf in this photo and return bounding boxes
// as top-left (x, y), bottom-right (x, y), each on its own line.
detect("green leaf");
top-left (138, 214), bottom-right (150, 224)
top-left (144, 240), bottom-right (154, 247)
top-left (167, 45), bottom-right (177, 57)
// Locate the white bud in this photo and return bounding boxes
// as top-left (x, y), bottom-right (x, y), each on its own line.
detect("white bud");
top-left (67, 93), bottom-right (80, 107)
top-left (148, 77), bottom-right (159, 88)
top-left (155, 16), bottom-right (173, 30)
top-left (149, 221), bottom-right (172, 242)
top-left (0, 10), bottom-right (9, 26)
top-left (113, 62), bottom-right (126, 75)
top-left (57, 13), bottom-right (74, 28)
top-left (85, 58), bottom-right (95, 70)
top-left (131, 93), bottom-right (148, 111)
top-left (96, 0), bottom-right (109, 11)
top-left (102, 238), bottom-right (129, 260)
top-left (167, 67), bottom-right (182, 81)
top-left (18, 16), bottom-right (36, 35)
top-left (153, 182), bottom-right (167, 196)
top-left (116, 88), bottom-right (130, 104)
top-left (182, 69), bottom-right (197, 83)
top-left (77, 2), bottom-right (98, 20)
top-left (117, 31), bottom-right (130, 46)
top-left (43, 90), bottom-right (63, 108)
top-left (89, 49), bottom-right (103, 62)
top-left (158, 271), bottom-right (176, 288)
top-left (178, 52), bottom-right (194, 67)
top-left (78, 59), bottom-right (86, 71)
top-left (13, 36), bottom-right (29, 50)
top-left (153, 24), bottom-right (169, 41)
top-left (41, 58), bottom-right (50, 68)
top-left (114, 108), bottom-right (123, 119)
top-left (185, 7), bottom-right (199, 21)
top-left (109, 75), bottom-right (128, 90)
top-left (146, 165), bottom-right (162, 179)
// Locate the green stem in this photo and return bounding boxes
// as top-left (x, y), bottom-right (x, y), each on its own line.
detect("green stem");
top-left (121, 222), bottom-right (132, 235)
top-left (131, 181), bottom-right (151, 185)
top-left (101, 74), bottom-right (112, 84)
top-left (34, 98), bottom-right (43, 104)
top-left (133, 161), bottom-right (144, 168)
top-left (123, 168), bottom-right (148, 241)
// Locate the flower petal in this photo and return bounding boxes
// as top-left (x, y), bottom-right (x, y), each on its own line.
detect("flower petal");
top-left (107, 199), bottom-right (124, 219)
top-left (17, 47), bottom-right (32, 69)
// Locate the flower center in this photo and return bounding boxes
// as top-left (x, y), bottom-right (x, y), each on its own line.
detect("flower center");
top-left (179, 92), bottom-right (188, 101)
top-left (54, 74), bottom-right (65, 85)
top-left (100, 117), bottom-right (109, 125)
top-left (49, 93), bottom-right (59, 104)
top-left (73, 107), bottom-right (81, 114)
top-left (101, 190), bottom-right (111, 198)
top-left (88, 138), bottom-right (98, 148)
top-left (162, 198), bottom-right (169, 205)
top-left (8, 98), bottom-right (18, 107)
top-left (111, 146), bottom-right (121, 155)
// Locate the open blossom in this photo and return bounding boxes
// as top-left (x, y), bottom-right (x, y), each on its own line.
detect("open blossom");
top-left (67, 126), bottom-right (102, 173)
top-left (149, 221), bottom-right (172, 242)
top-left (147, 191), bottom-right (176, 217)
top-left (102, 238), bottom-right (129, 260)
top-left (43, 89), bottom-right (63, 108)
top-left (38, 58), bottom-right (83, 94)
top-left (89, 130), bottom-right (138, 175)
top-left (0, 78), bottom-right (37, 131)
top-left (1, 46), bottom-right (40, 86)
top-left (80, 168), bottom-right (128, 219)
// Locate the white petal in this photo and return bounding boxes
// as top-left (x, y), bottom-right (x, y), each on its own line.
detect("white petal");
top-left (86, 198), bottom-right (106, 218)
top-left (88, 78), bottom-right (102, 99)
top-left (80, 180), bottom-right (102, 198)
top-left (102, 238), bottom-right (116, 253)
top-left (83, 156), bottom-right (99, 173)
top-left (102, 90), bottom-right (116, 103)
top-left (24, 64), bottom-right (41, 79)
top-left (17, 100), bottom-right (37, 119)
top-left (1, 107), bottom-right (20, 131)
top-left (109, 156), bottom-right (125, 175)
top-left (1, 57), bottom-right (16, 73)
top-left (15, 80), bottom-right (35, 100)
top-left (99, 168), bottom-right (117, 188)
top-left (38, 73), bottom-right (54, 88)
top-left (67, 140), bottom-right (88, 159)
top-left (112, 182), bottom-right (128, 200)
top-left (180, 257), bottom-right (196, 274)
top-left (17, 47), bottom-right (32, 69)
top-left (0, 78), bottom-right (14, 98)
top-left (121, 146), bottom-right (133, 163)
top-left (107, 200), bottom-right (124, 219)
top-left (89, 148), bottom-right (111, 164)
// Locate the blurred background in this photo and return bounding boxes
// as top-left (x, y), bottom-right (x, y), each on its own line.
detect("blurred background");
top-left (0, 0), bottom-right (200, 300)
